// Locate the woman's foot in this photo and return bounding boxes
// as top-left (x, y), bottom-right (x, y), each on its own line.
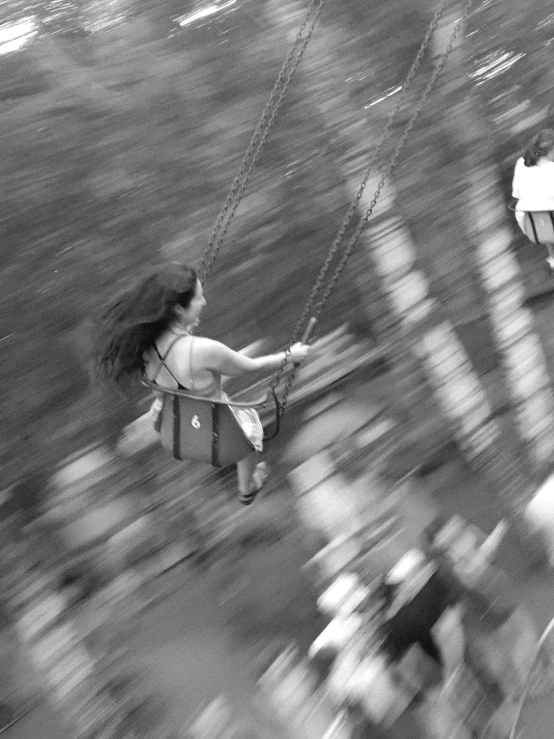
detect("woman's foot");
top-left (238, 462), bottom-right (269, 506)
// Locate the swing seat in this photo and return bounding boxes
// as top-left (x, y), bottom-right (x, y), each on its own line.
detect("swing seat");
top-left (521, 211), bottom-right (554, 245)
top-left (142, 380), bottom-right (278, 468)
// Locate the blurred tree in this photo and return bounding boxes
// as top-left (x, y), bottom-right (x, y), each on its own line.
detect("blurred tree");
top-left (427, 9), bottom-right (554, 487)
top-left (0, 510), bottom-right (134, 739)
top-left (302, 0), bottom-right (548, 562)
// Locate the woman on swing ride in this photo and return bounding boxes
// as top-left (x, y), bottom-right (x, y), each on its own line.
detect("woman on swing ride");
top-left (512, 127), bottom-right (554, 271)
top-left (96, 262), bottom-right (311, 505)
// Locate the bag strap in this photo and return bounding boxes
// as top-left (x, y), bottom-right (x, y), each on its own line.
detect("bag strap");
top-left (262, 389), bottom-right (283, 441)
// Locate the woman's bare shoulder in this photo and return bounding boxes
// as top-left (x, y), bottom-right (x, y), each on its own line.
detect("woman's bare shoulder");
top-left (192, 335), bottom-right (225, 348)
top-left (192, 336), bottom-right (231, 359)
top-left (192, 336), bottom-right (251, 375)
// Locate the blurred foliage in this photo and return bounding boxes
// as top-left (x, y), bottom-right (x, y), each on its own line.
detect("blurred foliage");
top-left (1, 0), bottom-right (553, 485)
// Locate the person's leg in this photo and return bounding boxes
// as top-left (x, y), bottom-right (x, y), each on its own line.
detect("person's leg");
top-left (236, 453), bottom-right (268, 505)
top-left (237, 453), bottom-right (257, 496)
top-left (546, 242), bottom-right (554, 270)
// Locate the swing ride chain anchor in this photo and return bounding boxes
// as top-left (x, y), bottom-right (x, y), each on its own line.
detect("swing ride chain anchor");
top-left (270, 0), bottom-right (475, 414)
top-left (200, 0), bottom-right (327, 281)
top-left (270, 317), bottom-right (318, 419)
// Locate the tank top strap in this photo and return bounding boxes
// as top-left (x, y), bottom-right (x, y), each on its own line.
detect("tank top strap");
top-left (151, 334), bottom-right (188, 386)
top-left (151, 334), bottom-right (219, 396)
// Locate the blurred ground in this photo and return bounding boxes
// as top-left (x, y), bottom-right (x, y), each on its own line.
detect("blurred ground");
top-left (5, 255), bottom-right (554, 739)
top-left (8, 314), bottom-right (554, 738)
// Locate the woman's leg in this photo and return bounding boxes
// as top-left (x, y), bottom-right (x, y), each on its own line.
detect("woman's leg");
top-left (236, 452), bottom-right (268, 504)
top-left (237, 452), bottom-right (257, 496)
top-left (546, 242), bottom-right (554, 265)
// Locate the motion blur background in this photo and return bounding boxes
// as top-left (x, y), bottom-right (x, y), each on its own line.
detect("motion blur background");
top-left (2, 1), bottom-right (554, 737)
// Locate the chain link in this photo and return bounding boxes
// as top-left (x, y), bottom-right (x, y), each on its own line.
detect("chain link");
top-left (271, 0), bottom-right (470, 408)
top-left (285, 0), bottom-right (451, 348)
top-left (314, 4), bottom-right (472, 316)
top-left (312, 0), bottom-right (475, 321)
top-left (199, 0), bottom-right (327, 281)
top-left (202, 1), bottom-right (326, 278)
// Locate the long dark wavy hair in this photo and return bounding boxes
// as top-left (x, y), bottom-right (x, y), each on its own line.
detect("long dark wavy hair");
top-left (523, 128), bottom-right (554, 167)
top-left (95, 262), bottom-right (198, 392)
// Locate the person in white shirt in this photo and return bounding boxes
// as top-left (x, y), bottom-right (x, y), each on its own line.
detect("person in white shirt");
top-left (512, 128), bottom-right (554, 270)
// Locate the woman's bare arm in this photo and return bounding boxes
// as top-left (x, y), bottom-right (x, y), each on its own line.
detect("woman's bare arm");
top-left (195, 338), bottom-right (309, 377)
top-left (200, 339), bottom-right (290, 376)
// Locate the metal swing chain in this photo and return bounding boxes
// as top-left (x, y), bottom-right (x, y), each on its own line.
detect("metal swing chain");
top-left (268, 0), bottom-right (452, 406)
top-left (200, 0), bottom-right (325, 279)
top-left (315, 0), bottom-right (474, 321)
top-left (285, 0), bottom-right (451, 347)
top-left (273, 0), bottom-right (476, 415)
top-left (199, 0), bottom-right (327, 281)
